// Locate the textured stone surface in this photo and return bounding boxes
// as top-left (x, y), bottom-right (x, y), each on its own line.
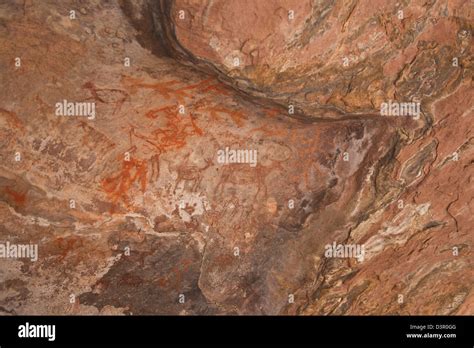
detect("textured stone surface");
top-left (170, 0), bottom-right (472, 119)
top-left (0, 0), bottom-right (472, 315)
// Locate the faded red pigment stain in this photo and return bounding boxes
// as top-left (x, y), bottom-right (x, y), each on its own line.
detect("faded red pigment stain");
top-left (122, 76), bottom-right (189, 99)
top-left (82, 81), bottom-right (129, 115)
top-left (0, 108), bottom-right (24, 130)
top-left (129, 105), bottom-right (204, 155)
top-left (209, 253), bottom-right (235, 273)
top-left (193, 102), bottom-right (247, 127)
top-left (100, 76), bottom-right (245, 212)
top-left (4, 187), bottom-right (27, 206)
top-left (124, 75), bottom-right (247, 127)
top-left (52, 236), bottom-right (84, 262)
top-left (208, 106), bottom-right (247, 127)
top-left (155, 258), bottom-right (194, 290)
top-left (264, 108), bottom-right (281, 118)
top-left (101, 106), bottom-right (204, 212)
top-left (122, 76), bottom-right (231, 99)
top-left (249, 124), bottom-right (288, 137)
top-left (200, 82), bottom-right (232, 96)
top-left (101, 157), bottom-right (148, 212)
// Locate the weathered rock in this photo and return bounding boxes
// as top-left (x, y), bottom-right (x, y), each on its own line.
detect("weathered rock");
top-left (0, 0), bottom-right (471, 315)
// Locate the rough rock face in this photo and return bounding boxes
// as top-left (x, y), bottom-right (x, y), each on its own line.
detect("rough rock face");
top-left (0, 0), bottom-right (472, 315)
top-left (166, 0), bottom-right (472, 119)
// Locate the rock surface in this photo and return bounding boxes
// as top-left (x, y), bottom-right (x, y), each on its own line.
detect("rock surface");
top-left (0, 0), bottom-right (472, 315)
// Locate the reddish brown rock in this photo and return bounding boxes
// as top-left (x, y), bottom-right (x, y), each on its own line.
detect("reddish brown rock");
top-left (0, 0), bottom-right (471, 315)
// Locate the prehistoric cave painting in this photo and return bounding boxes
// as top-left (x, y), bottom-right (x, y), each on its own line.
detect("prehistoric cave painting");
top-left (101, 156), bottom-right (148, 212)
top-left (0, 0), bottom-right (472, 317)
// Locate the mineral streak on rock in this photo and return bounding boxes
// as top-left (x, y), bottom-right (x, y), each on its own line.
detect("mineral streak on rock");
top-left (0, 0), bottom-right (472, 315)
